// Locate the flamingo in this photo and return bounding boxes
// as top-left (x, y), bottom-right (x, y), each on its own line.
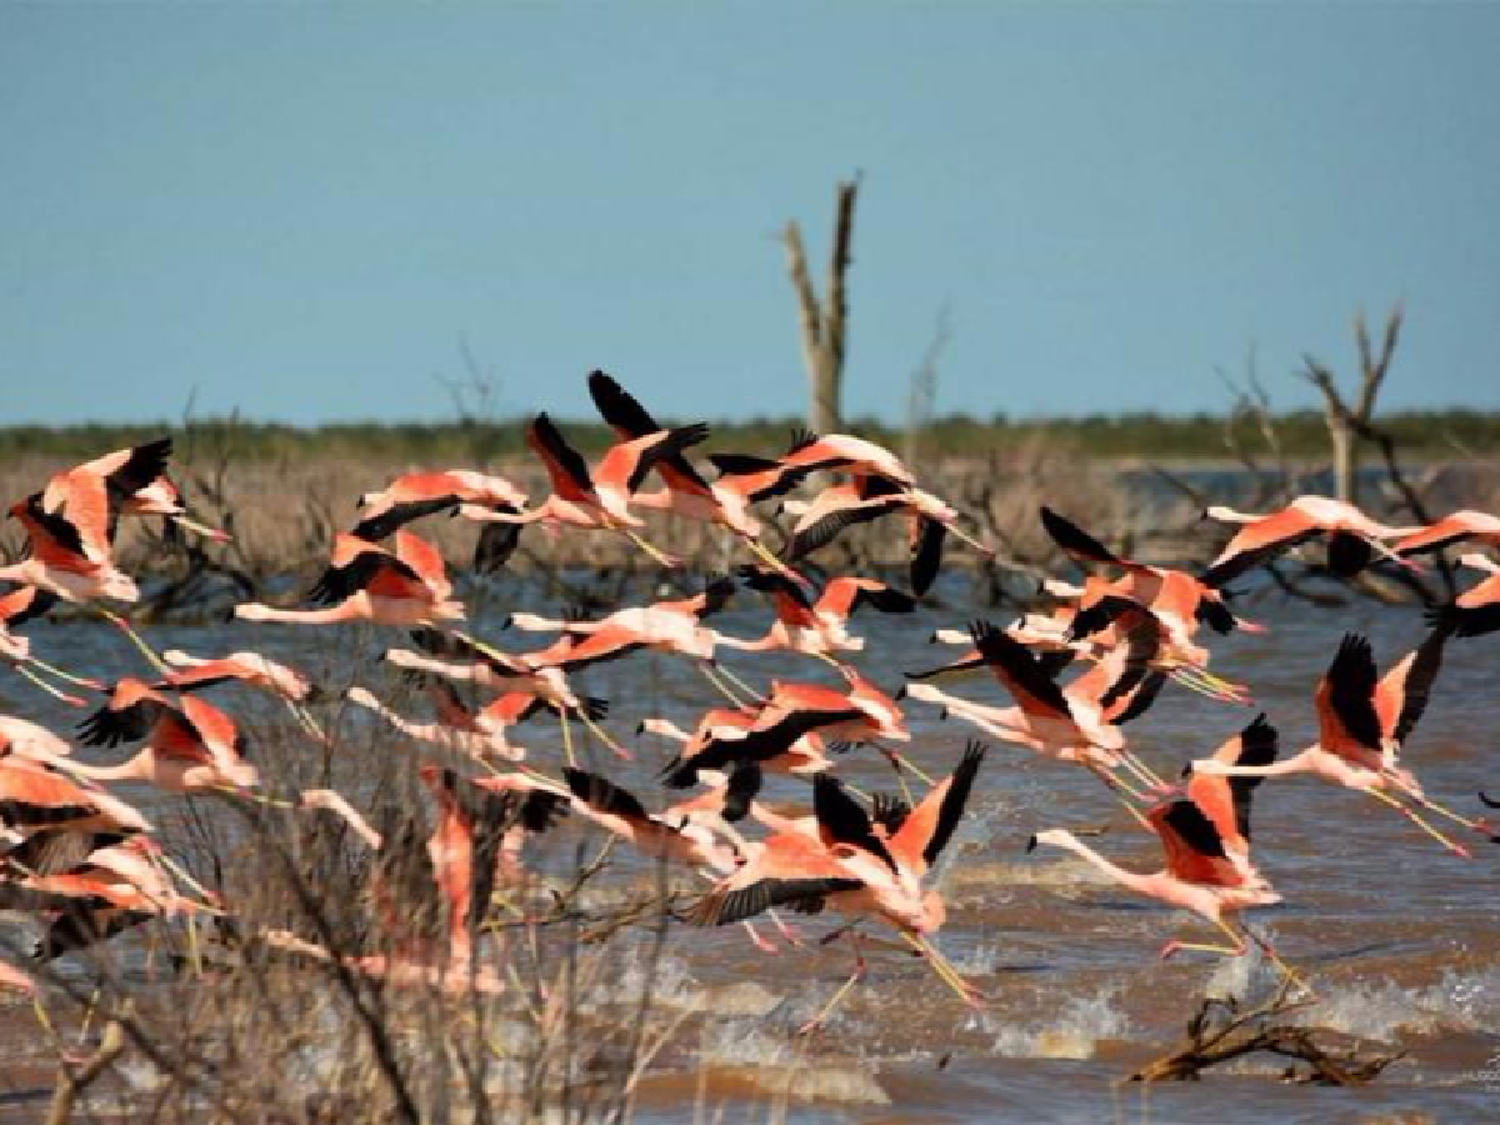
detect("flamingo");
top-left (641, 705), bottom-right (835, 787)
top-left (1427, 553), bottom-right (1500, 638)
top-left (1182, 713), bottom-right (1280, 888)
top-left (236, 531), bottom-right (463, 628)
top-left (660, 671), bottom-right (907, 790)
top-left (385, 629), bottom-right (624, 762)
top-left (0, 756), bottom-right (152, 836)
top-left (1027, 795), bottom-right (1289, 974)
top-left (1395, 510), bottom-right (1500, 558)
top-left (1201, 495), bottom-right (1419, 583)
top-left (689, 744), bottom-right (989, 1029)
top-left (512, 575), bottom-right (736, 669)
top-left (150, 647), bottom-right (324, 736)
top-left (285, 771), bottom-right (510, 992)
top-left (0, 715), bottom-right (75, 761)
top-left (39, 436), bottom-right (229, 554)
top-left (7, 835), bottom-right (209, 961)
top-left (560, 767), bottom-right (739, 872)
top-left (2, 495), bottom-right (138, 604)
top-left (65, 679), bottom-right (259, 794)
top-left (903, 619), bottom-right (1161, 795)
top-left (720, 566), bottom-right (914, 659)
top-left (352, 469), bottom-right (529, 573)
top-left (586, 371), bottom-right (799, 576)
top-left (1040, 506), bottom-right (1257, 639)
top-left (1190, 631), bottom-right (1495, 856)
top-left (344, 680), bottom-right (529, 763)
top-left (780, 474), bottom-right (991, 595)
top-left (459, 411), bottom-right (708, 567)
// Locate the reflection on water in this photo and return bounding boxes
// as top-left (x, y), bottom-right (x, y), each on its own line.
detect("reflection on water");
top-left (3, 572), bottom-right (1499, 1122)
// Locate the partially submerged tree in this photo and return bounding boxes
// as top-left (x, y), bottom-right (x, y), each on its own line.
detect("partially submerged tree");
top-left (783, 177), bottom-right (859, 433)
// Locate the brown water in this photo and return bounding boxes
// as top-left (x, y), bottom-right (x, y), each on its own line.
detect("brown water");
top-left (3, 577), bottom-right (1500, 1123)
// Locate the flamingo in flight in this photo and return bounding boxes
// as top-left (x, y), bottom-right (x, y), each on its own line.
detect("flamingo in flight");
top-left (385, 629), bottom-right (626, 762)
top-left (690, 743), bottom-right (989, 1030)
top-left (780, 472), bottom-right (991, 596)
top-left (1027, 792), bottom-right (1292, 978)
top-left (721, 566), bottom-right (915, 660)
top-left (344, 675), bottom-right (537, 763)
top-left (284, 768), bottom-right (525, 992)
top-left (1190, 630), bottom-right (1496, 856)
top-left (2, 495), bottom-right (138, 605)
top-left (39, 436), bottom-right (229, 553)
top-left (587, 371), bottom-right (798, 576)
top-left (639, 707), bottom-right (836, 789)
top-left (459, 411), bottom-right (709, 568)
top-left (512, 575), bottom-right (736, 670)
top-left (662, 670), bottom-right (909, 790)
top-left (1040, 506), bottom-right (1257, 639)
top-left (65, 678), bottom-right (259, 795)
top-left (236, 531), bottom-right (463, 628)
top-left (1427, 554), bottom-right (1500, 638)
top-left (904, 619), bottom-right (1166, 797)
top-left (353, 469), bottom-right (529, 573)
top-left (1201, 495), bottom-right (1419, 583)
top-left (1395, 509), bottom-right (1500, 559)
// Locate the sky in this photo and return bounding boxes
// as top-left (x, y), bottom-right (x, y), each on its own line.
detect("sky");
top-left (3, 3), bottom-right (1498, 426)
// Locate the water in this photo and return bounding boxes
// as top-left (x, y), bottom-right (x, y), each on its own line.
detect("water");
top-left (3, 574), bottom-right (1500, 1122)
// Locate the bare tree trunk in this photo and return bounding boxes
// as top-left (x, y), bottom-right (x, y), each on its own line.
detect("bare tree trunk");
top-left (1304, 305), bottom-right (1402, 506)
top-left (783, 177), bottom-right (860, 433)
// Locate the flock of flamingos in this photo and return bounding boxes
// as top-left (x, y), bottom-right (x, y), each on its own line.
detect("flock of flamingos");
top-left (2, 369), bottom-right (1500, 1032)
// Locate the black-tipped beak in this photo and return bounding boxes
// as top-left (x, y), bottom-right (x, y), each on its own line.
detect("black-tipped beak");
top-left (635, 721), bottom-right (646, 736)
top-left (498, 615), bottom-right (513, 630)
top-left (303, 684), bottom-right (332, 705)
top-left (893, 685), bottom-right (906, 701)
top-left (938, 708), bottom-right (949, 722)
top-left (1025, 835), bottom-right (1039, 853)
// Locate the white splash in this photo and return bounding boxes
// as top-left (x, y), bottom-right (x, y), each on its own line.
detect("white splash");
top-left (988, 989), bottom-right (1131, 1060)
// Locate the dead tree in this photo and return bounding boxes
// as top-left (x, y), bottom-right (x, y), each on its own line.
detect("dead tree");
top-left (1302, 305), bottom-right (1403, 507)
top-left (1130, 984), bottom-right (1405, 1085)
top-left (783, 177), bottom-right (860, 433)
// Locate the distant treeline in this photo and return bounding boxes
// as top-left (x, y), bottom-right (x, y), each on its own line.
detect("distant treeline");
top-left (0, 410), bottom-right (1494, 464)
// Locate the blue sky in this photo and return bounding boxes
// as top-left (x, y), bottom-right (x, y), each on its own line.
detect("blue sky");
top-left (3, 4), bottom-right (1497, 426)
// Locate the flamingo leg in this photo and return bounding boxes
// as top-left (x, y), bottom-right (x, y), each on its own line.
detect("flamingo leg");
top-left (903, 932), bottom-right (984, 1007)
top-left (8, 662), bottom-right (86, 707)
top-left (1384, 780), bottom-right (1498, 840)
top-left (20, 655), bottom-right (103, 691)
top-left (797, 934), bottom-right (866, 1036)
top-left (1118, 751), bottom-right (1168, 791)
top-left (743, 537), bottom-right (805, 584)
top-left (95, 608), bottom-right (172, 676)
top-left (698, 663), bottom-right (746, 707)
top-left (620, 528), bottom-right (678, 569)
top-left (714, 664), bottom-right (764, 703)
top-left (579, 712), bottom-right (631, 761)
top-left (559, 711), bottom-right (576, 768)
top-left (1367, 787), bottom-right (1472, 858)
top-left (1170, 664), bottom-right (1250, 704)
top-left (214, 786), bottom-right (295, 810)
top-left (1234, 920), bottom-right (1315, 996)
top-left (741, 921), bottom-right (779, 954)
top-left (288, 700), bottom-right (327, 742)
top-left (872, 742), bottom-right (935, 786)
top-left (768, 909), bottom-right (803, 948)
top-left (945, 523), bottom-right (993, 555)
